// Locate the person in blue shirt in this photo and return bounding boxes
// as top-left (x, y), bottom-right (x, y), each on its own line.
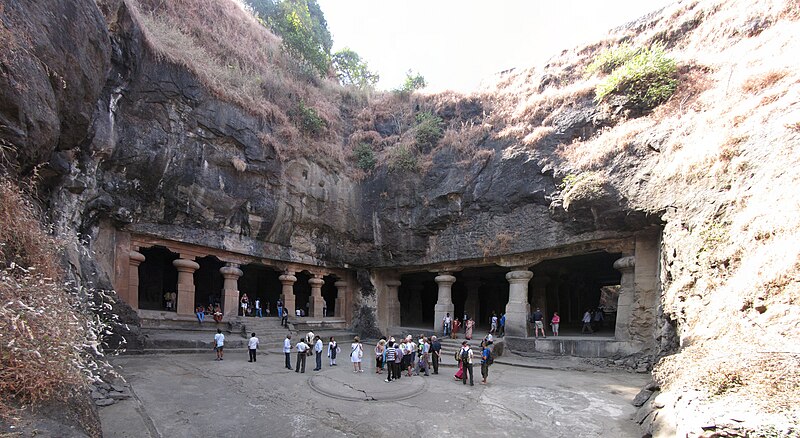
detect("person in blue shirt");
top-left (480, 340), bottom-right (492, 385)
top-left (498, 313), bottom-right (506, 337)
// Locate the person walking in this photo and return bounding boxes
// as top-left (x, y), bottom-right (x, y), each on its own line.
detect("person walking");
top-left (480, 340), bottom-right (491, 385)
top-left (350, 336), bottom-right (363, 373)
top-left (295, 338), bottom-right (309, 373)
top-left (283, 334), bottom-right (292, 369)
top-left (460, 341), bottom-right (474, 386)
top-left (248, 332), bottom-right (259, 362)
top-left (313, 336), bottom-right (323, 371)
top-left (375, 339), bottom-right (385, 374)
top-left (281, 307), bottom-right (289, 327)
top-left (240, 293), bottom-right (249, 317)
top-left (451, 318), bottom-right (461, 339)
top-left (582, 309), bottom-right (594, 334)
top-left (384, 341), bottom-right (397, 382)
top-left (490, 312), bottom-right (498, 334)
top-left (276, 299), bottom-right (283, 320)
top-left (532, 307), bottom-right (546, 338)
top-left (442, 313), bottom-right (452, 337)
top-left (254, 298), bottom-right (262, 318)
top-left (430, 336), bottom-right (441, 375)
top-left (214, 329), bottom-right (225, 361)
top-left (551, 312), bottom-right (560, 336)
top-left (327, 337), bottom-right (339, 366)
top-left (498, 313), bottom-right (506, 337)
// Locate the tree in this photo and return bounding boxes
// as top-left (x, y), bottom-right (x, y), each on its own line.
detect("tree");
top-left (397, 70), bottom-right (427, 94)
top-left (331, 48), bottom-right (379, 89)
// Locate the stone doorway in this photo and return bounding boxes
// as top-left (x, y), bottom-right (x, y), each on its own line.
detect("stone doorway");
top-left (137, 246), bottom-right (179, 311)
top-left (398, 272), bottom-right (436, 327)
top-left (238, 264), bottom-right (282, 316)
top-left (294, 271), bottom-right (312, 316)
top-left (194, 256), bottom-right (224, 309)
top-left (321, 274), bottom-right (338, 317)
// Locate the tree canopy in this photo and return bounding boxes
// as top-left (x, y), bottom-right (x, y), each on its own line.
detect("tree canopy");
top-left (331, 48), bottom-right (379, 89)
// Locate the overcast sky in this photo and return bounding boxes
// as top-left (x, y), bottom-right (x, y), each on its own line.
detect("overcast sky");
top-left (317, 0), bottom-right (673, 92)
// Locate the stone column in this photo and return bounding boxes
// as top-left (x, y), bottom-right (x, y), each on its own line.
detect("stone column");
top-left (504, 269), bottom-right (533, 337)
top-left (128, 250), bottom-right (145, 310)
top-left (530, 275), bottom-right (549, 317)
top-left (279, 271), bottom-right (297, 317)
top-left (385, 280), bottom-right (402, 329)
top-left (433, 272), bottom-right (456, 334)
top-left (463, 279), bottom-right (481, 323)
top-left (614, 256), bottom-right (636, 340)
top-left (220, 263), bottom-right (243, 319)
top-left (334, 280), bottom-right (348, 318)
top-left (309, 274), bottom-right (325, 318)
top-left (173, 257), bottom-right (200, 316)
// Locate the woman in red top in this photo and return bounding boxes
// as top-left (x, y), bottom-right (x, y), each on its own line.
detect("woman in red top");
top-left (551, 312), bottom-right (560, 336)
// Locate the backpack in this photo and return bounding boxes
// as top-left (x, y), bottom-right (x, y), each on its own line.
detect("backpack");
top-left (454, 350), bottom-right (461, 362)
top-left (485, 349), bottom-right (494, 366)
top-left (460, 348), bottom-right (469, 362)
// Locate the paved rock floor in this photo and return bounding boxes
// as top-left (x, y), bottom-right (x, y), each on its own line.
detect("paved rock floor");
top-left (100, 352), bottom-right (647, 437)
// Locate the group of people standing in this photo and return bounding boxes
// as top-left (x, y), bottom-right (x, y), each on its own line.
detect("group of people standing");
top-left (441, 313), bottom-right (478, 339)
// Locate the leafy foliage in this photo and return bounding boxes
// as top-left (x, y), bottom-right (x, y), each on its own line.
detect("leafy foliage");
top-left (388, 145), bottom-right (417, 172)
top-left (250, 0), bottom-right (332, 76)
top-left (352, 143), bottom-right (376, 170)
top-left (585, 43), bottom-right (637, 76)
top-left (332, 48), bottom-right (379, 89)
top-left (595, 43), bottom-right (678, 110)
top-left (396, 70), bottom-right (427, 94)
top-left (296, 100), bottom-right (325, 136)
top-left (414, 111), bottom-right (443, 151)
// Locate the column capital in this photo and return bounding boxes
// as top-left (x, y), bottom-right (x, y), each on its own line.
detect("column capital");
top-left (220, 265), bottom-right (243, 279)
top-left (385, 280), bottom-right (402, 288)
top-left (173, 258), bottom-right (199, 272)
top-left (309, 277), bottom-right (324, 287)
top-left (334, 280), bottom-right (349, 288)
top-left (505, 270), bottom-right (533, 283)
top-left (613, 256), bottom-right (636, 272)
top-left (279, 274), bottom-right (297, 285)
top-left (129, 251), bottom-right (145, 266)
top-left (434, 273), bottom-right (456, 285)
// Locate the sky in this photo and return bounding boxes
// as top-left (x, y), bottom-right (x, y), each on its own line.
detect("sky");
top-left (317, 0), bottom-right (673, 92)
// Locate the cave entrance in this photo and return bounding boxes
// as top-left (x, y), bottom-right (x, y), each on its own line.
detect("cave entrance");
top-left (239, 264), bottom-right (282, 317)
top-left (455, 267), bottom-right (510, 331)
top-left (194, 256), bottom-right (224, 310)
top-left (321, 274), bottom-right (338, 317)
top-left (531, 251), bottom-right (621, 335)
top-left (294, 271), bottom-right (312, 316)
top-left (137, 246), bottom-right (179, 311)
top-left (398, 272), bottom-right (437, 327)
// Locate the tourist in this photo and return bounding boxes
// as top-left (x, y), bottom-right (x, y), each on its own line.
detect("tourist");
top-left (196, 306), bottom-right (205, 324)
top-left (480, 340), bottom-right (491, 385)
top-left (460, 341), bottom-right (474, 386)
top-left (213, 304), bottom-right (223, 323)
top-left (551, 312), bottom-right (560, 336)
top-left (206, 304), bottom-right (213, 315)
top-left (532, 307), bottom-right (546, 338)
top-left (393, 339), bottom-right (403, 380)
top-left (295, 338), bottom-right (309, 373)
top-left (164, 291), bottom-right (174, 311)
top-left (214, 329), bottom-right (225, 361)
top-left (375, 339), bottom-right (385, 374)
top-left (350, 336), bottom-right (363, 373)
top-left (405, 336), bottom-right (416, 377)
top-left (248, 332), bottom-right (259, 362)
top-left (283, 334), bottom-right (292, 369)
top-left (313, 336), bottom-right (323, 371)
top-left (420, 337), bottom-right (431, 376)
top-left (451, 318), bottom-right (461, 339)
top-left (281, 308), bottom-right (289, 327)
top-left (499, 313), bottom-right (506, 337)
top-left (323, 304), bottom-right (327, 318)
top-left (265, 301), bottom-right (271, 317)
top-left (380, 336), bottom-right (388, 372)
top-left (442, 312), bottom-right (452, 336)
top-left (490, 311), bottom-right (498, 334)
top-left (240, 293), bottom-right (249, 317)
top-left (295, 308), bottom-right (301, 317)
top-left (276, 299), bottom-right (283, 320)
top-left (327, 337), bottom-right (339, 366)
top-left (430, 335), bottom-right (441, 374)
top-left (483, 332), bottom-right (494, 346)
top-left (453, 346), bottom-right (464, 381)
top-left (305, 331), bottom-right (315, 345)
top-left (582, 309), bottom-right (594, 333)
top-left (593, 307), bottom-right (604, 331)
top-left (465, 318), bottom-right (475, 340)
top-left (254, 298), bottom-right (262, 318)
top-left (384, 341), bottom-right (397, 382)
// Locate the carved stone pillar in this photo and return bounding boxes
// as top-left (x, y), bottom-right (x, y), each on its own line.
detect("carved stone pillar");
top-left (334, 280), bottom-right (348, 318)
top-left (220, 263), bottom-right (243, 319)
top-left (463, 279), bottom-right (481, 324)
top-left (385, 280), bottom-right (402, 329)
top-left (279, 271), bottom-right (297, 317)
top-left (613, 256), bottom-right (635, 340)
top-left (128, 250), bottom-right (145, 310)
top-left (309, 274), bottom-right (325, 318)
top-left (433, 272), bottom-right (456, 334)
top-left (173, 257), bottom-right (200, 316)
top-left (504, 269), bottom-right (533, 337)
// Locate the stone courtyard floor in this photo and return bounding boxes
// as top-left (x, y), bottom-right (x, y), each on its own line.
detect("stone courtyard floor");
top-left (100, 352), bottom-right (648, 437)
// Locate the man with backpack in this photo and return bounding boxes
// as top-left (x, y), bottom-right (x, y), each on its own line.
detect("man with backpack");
top-left (460, 341), bottom-right (474, 386)
top-left (480, 340), bottom-right (493, 384)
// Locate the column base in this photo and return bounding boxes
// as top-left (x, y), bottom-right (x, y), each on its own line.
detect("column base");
top-left (223, 289), bottom-right (239, 319)
top-left (310, 295), bottom-right (326, 319)
top-left (176, 286), bottom-right (195, 316)
top-left (434, 303), bottom-right (454, 335)
top-left (504, 303), bottom-right (530, 337)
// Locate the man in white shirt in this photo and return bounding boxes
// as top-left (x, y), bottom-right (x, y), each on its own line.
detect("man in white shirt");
top-left (295, 339), bottom-right (309, 373)
top-left (214, 329), bottom-right (225, 361)
top-left (283, 335), bottom-right (292, 369)
top-left (443, 313), bottom-right (452, 337)
top-left (254, 299), bottom-right (262, 318)
top-left (248, 332), bottom-right (260, 362)
top-left (313, 336), bottom-right (324, 371)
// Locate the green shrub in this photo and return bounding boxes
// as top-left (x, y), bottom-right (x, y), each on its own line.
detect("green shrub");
top-left (353, 143), bottom-right (376, 170)
top-left (585, 43), bottom-right (637, 76)
top-left (388, 145), bottom-right (417, 172)
top-left (297, 100), bottom-right (325, 136)
top-left (395, 70), bottom-right (427, 95)
top-left (595, 44), bottom-right (678, 110)
top-left (414, 111), bottom-right (443, 150)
